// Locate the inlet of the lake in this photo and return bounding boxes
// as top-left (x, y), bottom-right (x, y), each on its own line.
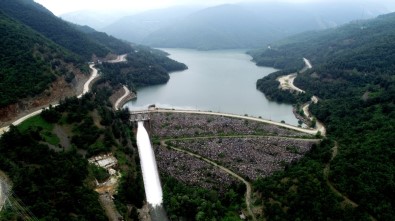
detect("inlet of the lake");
top-left (124, 48), bottom-right (299, 125)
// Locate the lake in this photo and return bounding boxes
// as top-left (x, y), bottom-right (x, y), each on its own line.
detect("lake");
top-left (125, 48), bottom-right (298, 125)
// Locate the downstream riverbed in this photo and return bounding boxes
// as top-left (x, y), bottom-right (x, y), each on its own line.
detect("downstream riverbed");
top-left (125, 49), bottom-right (299, 125)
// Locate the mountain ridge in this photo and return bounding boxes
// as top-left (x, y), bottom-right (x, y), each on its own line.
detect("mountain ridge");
top-left (93, 2), bottom-right (392, 50)
top-left (0, 0), bottom-right (131, 59)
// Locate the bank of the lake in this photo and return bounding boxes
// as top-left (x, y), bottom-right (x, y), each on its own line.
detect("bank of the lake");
top-left (125, 49), bottom-right (299, 125)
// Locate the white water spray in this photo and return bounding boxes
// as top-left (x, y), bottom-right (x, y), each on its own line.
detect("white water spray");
top-left (136, 121), bottom-right (163, 206)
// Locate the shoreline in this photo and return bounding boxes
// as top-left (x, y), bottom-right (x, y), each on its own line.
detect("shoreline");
top-left (275, 58), bottom-right (326, 135)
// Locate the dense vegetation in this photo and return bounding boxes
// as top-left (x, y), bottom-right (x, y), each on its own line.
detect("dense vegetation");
top-left (0, 0), bottom-right (134, 108)
top-left (0, 0), bottom-right (131, 59)
top-left (251, 12), bottom-right (395, 220)
top-left (254, 139), bottom-right (372, 220)
top-left (98, 46), bottom-right (187, 89)
top-left (0, 86), bottom-right (144, 220)
top-left (162, 175), bottom-right (245, 221)
top-left (0, 11), bottom-right (80, 107)
top-left (256, 69), bottom-right (312, 104)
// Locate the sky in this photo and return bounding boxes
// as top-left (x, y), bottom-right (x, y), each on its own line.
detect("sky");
top-left (34, 0), bottom-right (325, 15)
top-left (35, 0), bottom-right (395, 15)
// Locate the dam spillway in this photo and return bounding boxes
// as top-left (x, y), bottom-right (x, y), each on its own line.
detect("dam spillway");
top-left (136, 121), bottom-right (163, 206)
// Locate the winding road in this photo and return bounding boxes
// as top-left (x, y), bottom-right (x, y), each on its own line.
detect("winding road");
top-left (0, 64), bottom-right (97, 136)
top-left (275, 58), bottom-right (326, 136)
top-left (114, 85), bottom-right (131, 111)
top-left (277, 73), bottom-right (305, 93)
top-left (285, 59), bottom-right (374, 220)
top-left (0, 54), bottom-right (127, 136)
top-left (277, 57), bottom-right (311, 92)
top-left (106, 54), bottom-right (127, 63)
top-left (77, 64), bottom-right (98, 99)
top-left (301, 96), bottom-right (326, 136)
top-left (0, 54), bottom-right (128, 214)
top-left (323, 143), bottom-right (377, 221)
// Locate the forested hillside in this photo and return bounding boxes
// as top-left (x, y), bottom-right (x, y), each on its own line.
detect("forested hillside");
top-left (0, 0), bottom-right (134, 117)
top-left (251, 12), bottom-right (395, 220)
top-left (0, 11), bottom-right (80, 107)
top-left (0, 87), bottom-right (144, 220)
top-left (98, 46), bottom-right (187, 89)
top-left (0, 0), bottom-right (131, 59)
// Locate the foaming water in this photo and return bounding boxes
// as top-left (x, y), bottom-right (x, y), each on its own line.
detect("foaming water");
top-left (136, 121), bottom-right (163, 206)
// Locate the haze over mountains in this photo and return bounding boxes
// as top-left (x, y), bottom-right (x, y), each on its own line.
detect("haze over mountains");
top-left (62, 1), bottom-right (393, 50)
top-left (2, 0), bottom-right (395, 220)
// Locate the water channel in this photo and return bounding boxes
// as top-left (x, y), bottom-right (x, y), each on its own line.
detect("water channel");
top-left (136, 122), bottom-right (169, 220)
top-left (125, 48), bottom-right (298, 125)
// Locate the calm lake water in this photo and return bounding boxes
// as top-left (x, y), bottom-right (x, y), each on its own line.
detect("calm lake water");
top-left (125, 48), bottom-right (298, 125)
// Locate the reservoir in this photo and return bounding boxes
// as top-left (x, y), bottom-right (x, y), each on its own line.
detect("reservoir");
top-left (125, 49), bottom-right (298, 125)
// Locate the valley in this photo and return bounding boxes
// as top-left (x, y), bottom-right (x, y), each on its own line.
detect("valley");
top-left (1, 0), bottom-right (395, 220)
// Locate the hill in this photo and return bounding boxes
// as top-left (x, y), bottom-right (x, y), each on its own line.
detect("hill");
top-left (0, 0), bottom-right (185, 125)
top-left (0, 11), bottom-right (82, 109)
top-left (0, 0), bottom-right (131, 122)
top-left (98, 2), bottom-right (391, 50)
top-left (101, 6), bottom-right (200, 44)
top-left (0, 91), bottom-right (144, 220)
top-left (0, 0), bottom-right (131, 59)
top-left (250, 12), bottom-right (395, 220)
top-left (97, 45), bottom-right (188, 89)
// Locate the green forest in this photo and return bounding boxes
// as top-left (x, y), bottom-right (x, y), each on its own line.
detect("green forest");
top-left (2, 0), bottom-right (395, 219)
top-left (251, 12), bottom-right (395, 220)
top-left (162, 176), bottom-right (245, 221)
top-left (0, 2), bottom-right (189, 217)
top-left (0, 11), bottom-right (81, 107)
top-left (0, 85), bottom-right (145, 220)
top-left (0, 0), bottom-right (130, 59)
top-left (0, 0), bottom-right (135, 108)
top-left (98, 45), bottom-right (187, 89)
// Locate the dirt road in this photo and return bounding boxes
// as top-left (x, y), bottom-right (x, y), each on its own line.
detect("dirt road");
top-left (277, 73), bottom-right (305, 93)
top-left (0, 54), bottom-right (127, 136)
top-left (114, 85), bottom-right (130, 110)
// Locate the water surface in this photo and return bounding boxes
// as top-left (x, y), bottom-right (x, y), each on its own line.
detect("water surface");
top-left (125, 49), bottom-right (298, 125)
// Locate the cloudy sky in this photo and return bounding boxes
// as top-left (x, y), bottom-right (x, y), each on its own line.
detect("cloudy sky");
top-left (34, 0), bottom-right (237, 15)
top-left (35, 0), bottom-right (395, 15)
